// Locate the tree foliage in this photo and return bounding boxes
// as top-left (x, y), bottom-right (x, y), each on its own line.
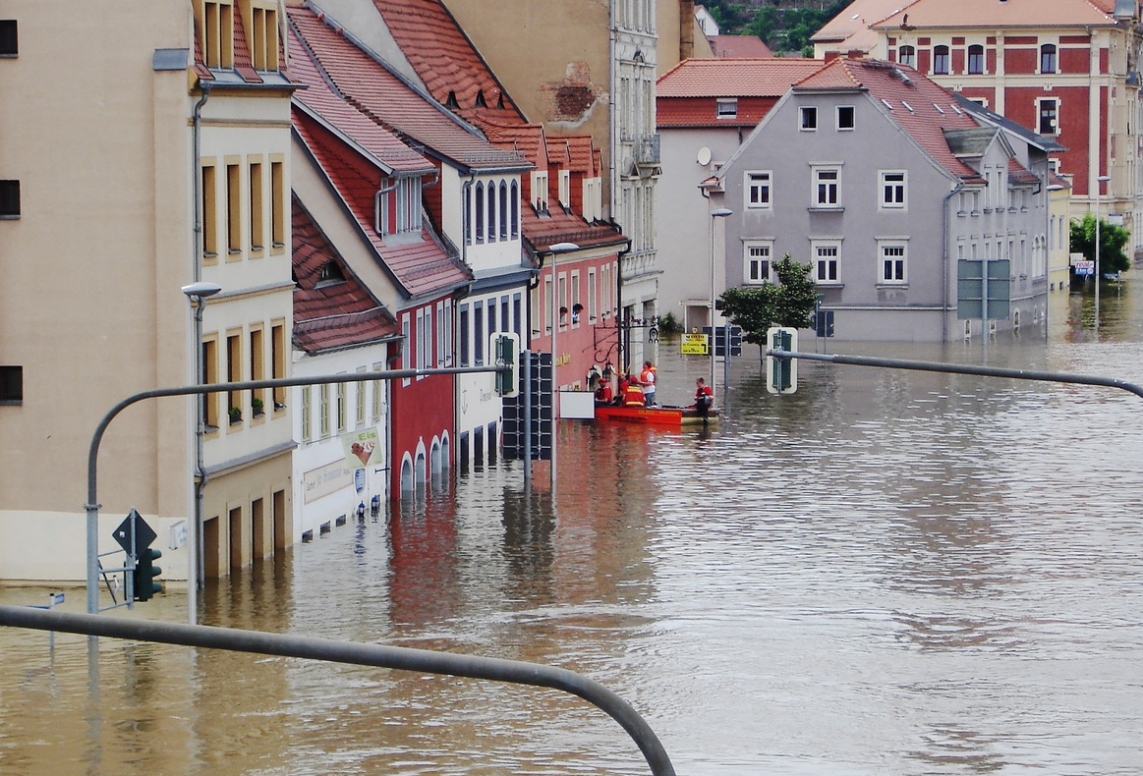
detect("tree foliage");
top-left (1069, 213), bottom-right (1130, 275)
top-left (703, 0), bottom-right (850, 55)
top-left (716, 255), bottom-right (818, 354)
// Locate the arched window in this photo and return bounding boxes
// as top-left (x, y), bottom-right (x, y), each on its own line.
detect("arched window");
top-left (487, 183), bottom-right (496, 242)
top-left (510, 181), bottom-right (519, 238)
top-left (967, 44), bottom-right (984, 74)
top-left (933, 45), bottom-right (950, 75)
top-left (499, 181), bottom-right (509, 239)
top-left (1040, 43), bottom-right (1057, 74)
top-left (898, 45), bottom-right (916, 68)
top-left (474, 182), bottom-right (484, 242)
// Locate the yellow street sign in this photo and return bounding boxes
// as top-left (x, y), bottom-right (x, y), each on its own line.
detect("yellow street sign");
top-left (681, 333), bottom-right (709, 355)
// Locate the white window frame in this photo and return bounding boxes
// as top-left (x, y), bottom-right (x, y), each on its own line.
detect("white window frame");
top-left (799, 105), bottom-right (817, 131)
top-left (531, 171), bottom-right (549, 211)
top-left (1037, 97), bottom-right (1060, 136)
top-left (836, 105), bottom-right (855, 131)
top-left (812, 239), bottom-right (841, 284)
top-left (877, 239), bottom-right (908, 285)
top-left (898, 45), bottom-right (916, 68)
top-left (717, 98), bottom-right (738, 119)
top-left (558, 170), bottom-right (571, 208)
top-left (746, 171), bottom-right (772, 210)
top-left (811, 165), bottom-right (842, 208)
top-left (879, 170), bottom-right (907, 210)
top-left (744, 240), bottom-right (774, 284)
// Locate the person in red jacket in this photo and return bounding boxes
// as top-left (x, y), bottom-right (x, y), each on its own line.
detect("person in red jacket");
top-left (693, 377), bottom-right (714, 423)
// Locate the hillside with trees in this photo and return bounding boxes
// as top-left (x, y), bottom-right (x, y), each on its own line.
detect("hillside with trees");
top-left (702, 0), bottom-right (851, 57)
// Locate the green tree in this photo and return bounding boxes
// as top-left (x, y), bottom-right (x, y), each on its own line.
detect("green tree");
top-left (716, 255), bottom-right (818, 362)
top-left (1070, 213), bottom-right (1130, 275)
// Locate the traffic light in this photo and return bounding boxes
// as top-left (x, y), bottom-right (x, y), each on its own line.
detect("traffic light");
top-left (132, 547), bottom-right (163, 602)
top-left (766, 326), bottom-right (798, 394)
top-left (491, 332), bottom-right (521, 397)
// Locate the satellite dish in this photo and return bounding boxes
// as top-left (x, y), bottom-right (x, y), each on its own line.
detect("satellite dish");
top-left (696, 146), bottom-right (712, 166)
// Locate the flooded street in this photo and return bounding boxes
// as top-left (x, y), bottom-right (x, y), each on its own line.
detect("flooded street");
top-left (3, 283), bottom-right (1143, 775)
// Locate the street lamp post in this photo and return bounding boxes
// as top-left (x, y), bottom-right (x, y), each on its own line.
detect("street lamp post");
top-left (180, 281), bottom-right (221, 625)
top-left (545, 243), bottom-right (578, 494)
top-left (1094, 175), bottom-right (1111, 333)
top-left (709, 208), bottom-right (732, 400)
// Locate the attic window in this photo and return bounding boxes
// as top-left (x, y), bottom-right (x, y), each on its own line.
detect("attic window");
top-left (475, 90), bottom-right (487, 108)
top-left (932, 103), bottom-right (945, 114)
top-left (950, 104), bottom-right (963, 115)
top-left (881, 99), bottom-right (894, 111)
top-left (445, 91), bottom-right (459, 109)
top-left (717, 98), bottom-right (738, 119)
top-left (901, 100), bottom-right (915, 113)
top-left (316, 261), bottom-right (346, 287)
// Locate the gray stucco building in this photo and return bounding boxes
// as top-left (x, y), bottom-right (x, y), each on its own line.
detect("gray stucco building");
top-left (710, 54), bottom-right (1054, 342)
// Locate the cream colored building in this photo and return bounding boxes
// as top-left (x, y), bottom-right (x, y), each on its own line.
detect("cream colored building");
top-left (0, 0), bottom-right (295, 585)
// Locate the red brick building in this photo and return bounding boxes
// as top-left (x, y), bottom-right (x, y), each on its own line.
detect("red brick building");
top-left (869, 0), bottom-right (1143, 256)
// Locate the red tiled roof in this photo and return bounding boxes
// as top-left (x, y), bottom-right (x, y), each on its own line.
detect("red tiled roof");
top-left (481, 119), bottom-right (546, 166)
top-left (292, 195), bottom-right (401, 354)
top-left (293, 107), bottom-right (472, 298)
top-left (368, 0), bottom-right (526, 125)
top-left (710, 35), bottom-right (773, 58)
top-left (1007, 157), bottom-right (1040, 186)
top-left (657, 96), bottom-right (782, 128)
top-left (873, 0), bottom-right (1114, 29)
top-left (811, 0), bottom-right (910, 52)
top-left (287, 6), bottom-right (528, 172)
top-left (795, 58), bottom-right (984, 182)
top-left (288, 26), bottom-right (435, 175)
top-left (563, 135), bottom-right (597, 177)
top-left (522, 207), bottom-right (628, 255)
top-left (657, 58), bottom-right (826, 98)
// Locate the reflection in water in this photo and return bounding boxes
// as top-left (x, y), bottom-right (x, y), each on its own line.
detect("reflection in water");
top-left (3, 284), bottom-right (1143, 775)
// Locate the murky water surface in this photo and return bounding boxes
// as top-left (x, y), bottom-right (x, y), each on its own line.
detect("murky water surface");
top-left (3, 283), bottom-right (1143, 775)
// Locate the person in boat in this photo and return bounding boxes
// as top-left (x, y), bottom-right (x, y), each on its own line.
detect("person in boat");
top-left (594, 378), bottom-right (613, 404)
top-left (623, 375), bottom-right (645, 406)
top-left (694, 377), bottom-right (714, 423)
top-left (639, 360), bottom-right (657, 406)
top-left (614, 373), bottom-right (630, 405)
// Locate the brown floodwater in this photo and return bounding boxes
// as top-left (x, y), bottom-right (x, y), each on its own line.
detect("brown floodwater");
top-left (2, 280), bottom-right (1142, 775)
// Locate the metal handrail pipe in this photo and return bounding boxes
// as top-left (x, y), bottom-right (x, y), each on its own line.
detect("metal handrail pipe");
top-left (766, 350), bottom-right (1143, 401)
top-left (0, 605), bottom-right (675, 776)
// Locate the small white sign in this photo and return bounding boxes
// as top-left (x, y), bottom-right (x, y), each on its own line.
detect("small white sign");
top-left (50, 592), bottom-right (65, 607)
top-left (169, 520), bottom-right (188, 550)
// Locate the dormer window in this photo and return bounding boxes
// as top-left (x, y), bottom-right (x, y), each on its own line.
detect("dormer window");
top-left (243, 1), bottom-right (279, 72)
top-left (316, 261), bottom-right (346, 287)
top-left (558, 170), bottom-right (571, 209)
top-left (199, 0), bottom-right (235, 70)
top-left (531, 171), bottom-right (549, 214)
top-left (376, 176), bottom-right (423, 237)
top-left (716, 98), bottom-right (738, 119)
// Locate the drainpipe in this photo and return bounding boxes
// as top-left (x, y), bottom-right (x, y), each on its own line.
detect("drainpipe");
top-left (190, 82), bottom-right (212, 619)
top-left (943, 181), bottom-right (965, 342)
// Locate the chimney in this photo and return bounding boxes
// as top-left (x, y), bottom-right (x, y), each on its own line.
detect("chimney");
top-left (680, 0), bottom-right (695, 60)
top-left (847, 49), bottom-right (864, 60)
top-left (825, 50), bottom-right (841, 63)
